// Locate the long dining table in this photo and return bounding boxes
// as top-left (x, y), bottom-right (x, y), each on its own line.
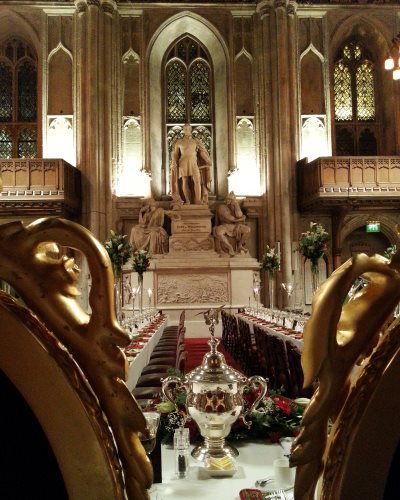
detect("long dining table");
top-left (125, 315), bottom-right (167, 390)
top-left (238, 313), bottom-right (304, 352)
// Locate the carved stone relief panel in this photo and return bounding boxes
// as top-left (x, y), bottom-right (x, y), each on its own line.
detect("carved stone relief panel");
top-left (157, 272), bottom-right (229, 304)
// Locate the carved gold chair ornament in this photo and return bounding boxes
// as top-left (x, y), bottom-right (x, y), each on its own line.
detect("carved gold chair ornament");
top-left (0, 218), bottom-right (152, 499)
top-left (291, 252), bottom-right (400, 499)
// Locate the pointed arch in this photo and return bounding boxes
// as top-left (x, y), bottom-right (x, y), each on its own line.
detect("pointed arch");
top-left (122, 48), bottom-right (140, 65)
top-left (340, 214), bottom-right (398, 249)
top-left (0, 10), bottom-right (41, 56)
top-left (48, 42), bottom-right (72, 64)
top-left (234, 47), bottom-right (253, 63)
top-left (300, 42), bottom-right (324, 64)
top-left (47, 43), bottom-right (72, 115)
top-left (147, 12), bottom-right (229, 198)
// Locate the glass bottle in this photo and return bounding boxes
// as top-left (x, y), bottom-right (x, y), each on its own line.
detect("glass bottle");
top-left (174, 427), bottom-right (190, 479)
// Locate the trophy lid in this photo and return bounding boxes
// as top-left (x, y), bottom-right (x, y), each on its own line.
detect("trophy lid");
top-left (186, 336), bottom-right (247, 385)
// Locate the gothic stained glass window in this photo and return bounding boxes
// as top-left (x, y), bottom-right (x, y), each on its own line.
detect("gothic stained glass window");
top-left (18, 128), bottom-right (36, 158)
top-left (0, 38), bottom-right (38, 158)
top-left (0, 63), bottom-right (12, 122)
top-left (356, 61), bottom-right (375, 121)
top-left (165, 36), bottom-right (212, 125)
top-left (333, 41), bottom-right (378, 155)
top-left (334, 62), bottom-right (352, 121)
top-left (164, 36), bottom-right (213, 195)
top-left (18, 61), bottom-right (37, 122)
top-left (190, 60), bottom-right (210, 123)
top-left (166, 60), bottom-right (186, 123)
top-left (0, 129), bottom-right (12, 158)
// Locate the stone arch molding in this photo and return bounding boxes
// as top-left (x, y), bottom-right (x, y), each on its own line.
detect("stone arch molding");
top-left (147, 12), bottom-right (229, 199)
top-left (300, 43), bottom-right (324, 64)
top-left (340, 214), bottom-right (399, 249)
top-left (48, 42), bottom-right (73, 64)
top-left (0, 10), bottom-right (41, 55)
top-left (329, 15), bottom-right (390, 60)
top-left (235, 48), bottom-right (253, 63)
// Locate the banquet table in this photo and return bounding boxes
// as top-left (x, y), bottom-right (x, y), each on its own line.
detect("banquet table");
top-left (126, 316), bottom-right (167, 390)
top-left (150, 442), bottom-right (294, 500)
top-left (239, 314), bottom-right (304, 352)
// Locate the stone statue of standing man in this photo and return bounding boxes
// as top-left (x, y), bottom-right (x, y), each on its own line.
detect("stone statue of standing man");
top-left (170, 124), bottom-right (212, 206)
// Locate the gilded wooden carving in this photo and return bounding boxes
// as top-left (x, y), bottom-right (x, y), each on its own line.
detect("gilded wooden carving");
top-left (291, 253), bottom-right (400, 499)
top-left (0, 217), bottom-right (152, 500)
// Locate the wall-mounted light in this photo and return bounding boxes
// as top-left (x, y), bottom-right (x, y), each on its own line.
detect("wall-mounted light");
top-left (384, 34), bottom-right (400, 80)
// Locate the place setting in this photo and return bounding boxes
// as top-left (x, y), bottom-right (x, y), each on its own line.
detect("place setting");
top-left (240, 438), bottom-right (295, 500)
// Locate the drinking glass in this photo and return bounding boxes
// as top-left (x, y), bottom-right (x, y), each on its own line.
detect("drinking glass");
top-left (138, 412), bottom-right (160, 455)
top-left (279, 437), bottom-right (294, 458)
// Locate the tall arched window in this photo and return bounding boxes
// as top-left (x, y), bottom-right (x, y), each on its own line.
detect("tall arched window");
top-left (0, 38), bottom-right (37, 159)
top-left (164, 36), bottom-right (213, 194)
top-left (333, 41), bottom-right (378, 156)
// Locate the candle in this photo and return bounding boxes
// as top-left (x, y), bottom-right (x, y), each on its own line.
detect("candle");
top-left (147, 288), bottom-right (153, 307)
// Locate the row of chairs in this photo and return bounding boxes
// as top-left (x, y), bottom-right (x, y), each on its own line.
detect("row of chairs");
top-left (132, 310), bottom-right (187, 400)
top-left (221, 310), bottom-right (313, 399)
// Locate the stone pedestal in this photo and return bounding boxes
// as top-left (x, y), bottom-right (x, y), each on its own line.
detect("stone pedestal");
top-left (123, 203), bottom-right (260, 337)
top-left (148, 252), bottom-right (260, 337)
top-left (168, 205), bottom-right (215, 253)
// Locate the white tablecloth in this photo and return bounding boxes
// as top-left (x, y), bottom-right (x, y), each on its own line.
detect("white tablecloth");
top-left (240, 315), bottom-right (303, 352)
top-left (126, 318), bottom-right (167, 390)
top-left (150, 442), bottom-right (294, 500)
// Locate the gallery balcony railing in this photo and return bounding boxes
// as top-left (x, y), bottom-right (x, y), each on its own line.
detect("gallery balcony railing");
top-left (297, 156), bottom-right (400, 212)
top-left (0, 158), bottom-right (81, 218)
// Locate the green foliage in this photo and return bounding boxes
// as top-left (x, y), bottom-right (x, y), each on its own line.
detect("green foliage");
top-left (384, 244), bottom-right (398, 262)
top-left (103, 230), bottom-right (132, 278)
top-left (132, 249), bottom-right (151, 275)
top-left (261, 245), bottom-right (280, 275)
top-left (297, 222), bottom-right (329, 266)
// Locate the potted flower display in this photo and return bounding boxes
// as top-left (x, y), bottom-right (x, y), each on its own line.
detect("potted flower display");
top-left (261, 245), bottom-right (280, 309)
top-left (103, 230), bottom-right (132, 319)
top-left (297, 222), bottom-right (329, 294)
top-left (132, 249), bottom-right (151, 312)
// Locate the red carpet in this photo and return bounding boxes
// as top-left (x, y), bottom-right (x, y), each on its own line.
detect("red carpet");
top-left (184, 338), bottom-right (242, 373)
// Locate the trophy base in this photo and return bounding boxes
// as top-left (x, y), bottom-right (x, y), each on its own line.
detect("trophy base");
top-left (191, 442), bottom-right (239, 462)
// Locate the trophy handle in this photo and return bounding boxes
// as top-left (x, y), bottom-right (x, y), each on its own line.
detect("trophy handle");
top-left (161, 375), bottom-right (184, 411)
top-left (241, 375), bottom-right (268, 428)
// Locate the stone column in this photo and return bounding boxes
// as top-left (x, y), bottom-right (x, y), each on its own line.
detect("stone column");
top-left (74, 0), bottom-right (117, 241)
top-left (257, 0), bottom-right (299, 304)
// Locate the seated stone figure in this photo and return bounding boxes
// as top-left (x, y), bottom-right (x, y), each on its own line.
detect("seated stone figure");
top-left (214, 192), bottom-right (250, 256)
top-left (131, 198), bottom-right (168, 254)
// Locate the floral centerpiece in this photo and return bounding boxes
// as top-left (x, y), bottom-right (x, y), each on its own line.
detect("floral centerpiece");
top-left (261, 245), bottom-right (280, 276)
top-left (132, 249), bottom-right (151, 312)
top-left (103, 230), bottom-right (132, 279)
top-left (261, 245), bottom-right (280, 309)
top-left (297, 222), bottom-right (329, 274)
top-left (132, 249), bottom-right (151, 276)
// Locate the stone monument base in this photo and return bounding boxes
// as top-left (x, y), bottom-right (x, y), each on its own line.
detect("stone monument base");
top-left (130, 252), bottom-right (260, 337)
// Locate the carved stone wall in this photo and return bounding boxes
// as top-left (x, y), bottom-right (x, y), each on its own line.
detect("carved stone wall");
top-left (157, 272), bottom-right (229, 305)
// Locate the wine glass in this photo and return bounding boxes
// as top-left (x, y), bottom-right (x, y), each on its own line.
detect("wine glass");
top-left (279, 437), bottom-right (294, 458)
top-left (138, 411), bottom-right (161, 455)
top-left (281, 282), bottom-right (295, 311)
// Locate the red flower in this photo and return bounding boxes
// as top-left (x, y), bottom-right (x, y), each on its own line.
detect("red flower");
top-left (185, 419), bottom-right (199, 443)
top-left (269, 432), bottom-right (282, 443)
top-left (274, 397), bottom-right (291, 416)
